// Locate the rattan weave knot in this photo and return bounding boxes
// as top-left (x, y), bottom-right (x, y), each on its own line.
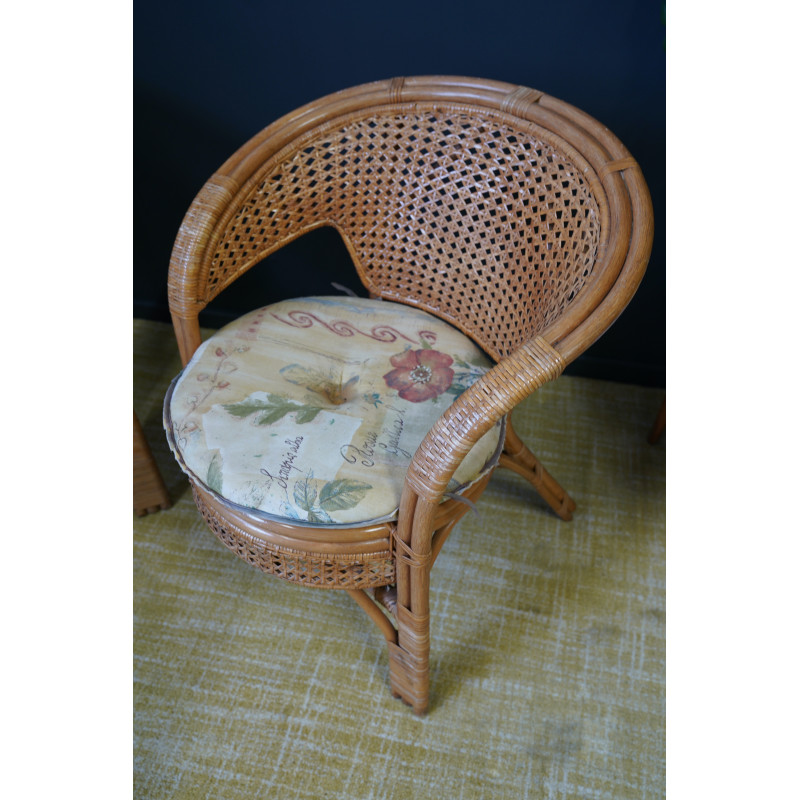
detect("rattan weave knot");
top-left (397, 605), bottom-right (430, 642)
top-left (501, 85), bottom-right (544, 117)
top-left (391, 530), bottom-right (433, 570)
top-left (599, 156), bottom-right (639, 180)
top-left (388, 76), bottom-right (406, 104)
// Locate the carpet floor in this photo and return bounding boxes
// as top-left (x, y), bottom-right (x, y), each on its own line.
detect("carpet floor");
top-left (134, 318), bottom-right (665, 799)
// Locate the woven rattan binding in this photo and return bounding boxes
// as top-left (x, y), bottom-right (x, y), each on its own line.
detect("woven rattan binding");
top-left (193, 487), bottom-right (396, 589)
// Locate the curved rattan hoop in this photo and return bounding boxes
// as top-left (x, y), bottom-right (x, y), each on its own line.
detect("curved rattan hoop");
top-left (166, 76), bottom-right (654, 714)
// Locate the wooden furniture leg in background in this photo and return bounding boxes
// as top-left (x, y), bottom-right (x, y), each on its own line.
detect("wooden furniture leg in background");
top-left (648, 398), bottom-right (665, 444)
top-left (134, 410), bottom-right (171, 516)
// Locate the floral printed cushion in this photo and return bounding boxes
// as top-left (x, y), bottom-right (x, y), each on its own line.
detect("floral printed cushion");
top-left (165, 296), bottom-right (503, 526)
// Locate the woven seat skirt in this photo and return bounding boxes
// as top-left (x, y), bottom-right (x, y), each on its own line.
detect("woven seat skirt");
top-left (164, 296), bottom-right (504, 526)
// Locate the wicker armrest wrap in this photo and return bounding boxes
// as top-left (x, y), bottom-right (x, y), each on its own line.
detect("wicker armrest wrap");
top-left (404, 337), bottom-right (564, 503)
top-left (168, 175), bottom-right (239, 318)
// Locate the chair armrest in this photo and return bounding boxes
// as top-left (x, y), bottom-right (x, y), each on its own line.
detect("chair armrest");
top-left (392, 335), bottom-right (566, 618)
top-left (403, 336), bottom-right (565, 507)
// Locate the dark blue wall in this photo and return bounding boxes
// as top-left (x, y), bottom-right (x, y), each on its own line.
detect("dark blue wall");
top-left (135, 0), bottom-right (665, 386)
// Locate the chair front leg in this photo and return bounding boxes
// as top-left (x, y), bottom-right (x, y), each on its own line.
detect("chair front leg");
top-left (389, 490), bottom-right (436, 714)
top-left (389, 336), bottom-right (567, 713)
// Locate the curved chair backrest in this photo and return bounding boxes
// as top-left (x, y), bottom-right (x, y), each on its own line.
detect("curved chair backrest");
top-left (168, 76), bottom-right (652, 367)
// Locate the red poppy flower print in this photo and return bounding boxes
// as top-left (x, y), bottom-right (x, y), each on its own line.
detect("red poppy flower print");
top-left (383, 349), bottom-right (454, 402)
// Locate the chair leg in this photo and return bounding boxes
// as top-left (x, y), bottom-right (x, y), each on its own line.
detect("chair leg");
top-left (385, 469), bottom-right (512, 713)
top-left (348, 493), bottom-right (483, 713)
top-left (388, 492), bottom-right (439, 715)
top-left (350, 584), bottom-right (429, 713)
top-left (388, 604), bottom-right (430, 714)
top-left (499, 417), bottom-right (576, 521)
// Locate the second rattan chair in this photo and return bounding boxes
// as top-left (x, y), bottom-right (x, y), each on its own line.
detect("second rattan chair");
top-left (163, 76), bottom-right (653, 714)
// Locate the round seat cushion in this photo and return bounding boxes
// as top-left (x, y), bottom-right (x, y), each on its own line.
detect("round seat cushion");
top-left (164, 296), bottom-right (503, 526)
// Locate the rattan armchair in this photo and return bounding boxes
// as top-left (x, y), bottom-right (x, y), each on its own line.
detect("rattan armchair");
top-left (164, 76), bottom-right (653, 714)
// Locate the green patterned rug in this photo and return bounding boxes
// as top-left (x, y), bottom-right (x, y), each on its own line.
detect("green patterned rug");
top-left (134, 318), bottom-right (665, 799)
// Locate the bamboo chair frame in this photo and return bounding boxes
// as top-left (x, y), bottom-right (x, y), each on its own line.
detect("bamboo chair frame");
top-left (166, 76), bottom-right (653, 714)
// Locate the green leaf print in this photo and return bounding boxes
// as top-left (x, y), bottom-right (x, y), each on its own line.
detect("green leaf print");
top-left (293, 476), bottom-right (317, 512)
top-left (223, 394), bottom-right (322, 426)
top-left (222, 398), bottom-right (277, 418)
top-left (294, 405), bottom-right (322, 424)
top-left (446, 357), bottom-right (489, 397)
top-left (207, 453), bottom-right (223, 494)
top-left (453, 354), bottom-right (489, 369)
top-left (307, 508), bottom-right (334, 524)
top-left (318, 479), bottom-right (372, 512)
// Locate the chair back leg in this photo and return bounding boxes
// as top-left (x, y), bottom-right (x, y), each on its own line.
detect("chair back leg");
top-left (499, 418), bottom-right (577, 520)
